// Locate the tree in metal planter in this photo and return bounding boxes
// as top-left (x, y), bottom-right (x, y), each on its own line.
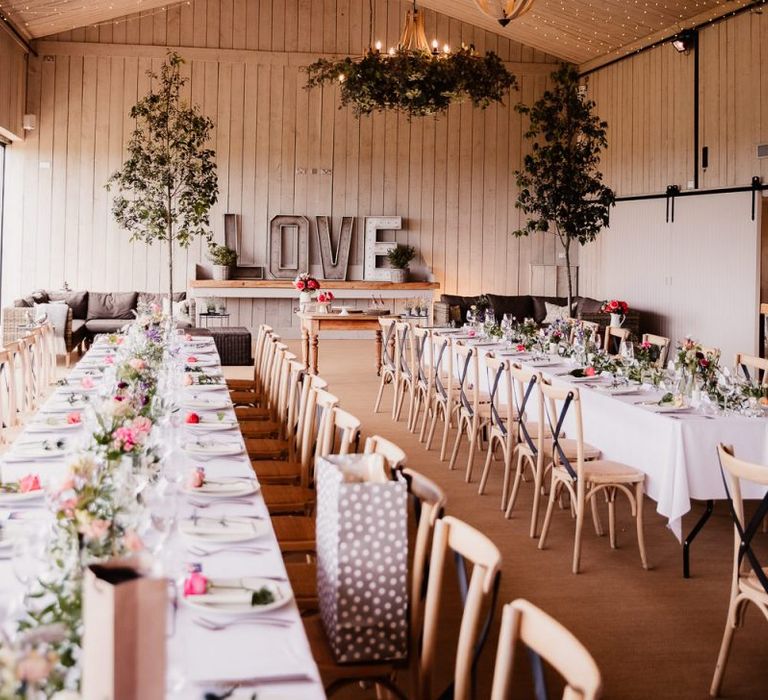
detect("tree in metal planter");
top-left (107, 52), bottom-right (218, 316)
top-left (514, 64), bottom-right (615, 311)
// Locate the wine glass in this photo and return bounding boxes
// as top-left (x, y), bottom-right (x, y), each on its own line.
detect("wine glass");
top-left (465, 307), bottom-right (476, 331)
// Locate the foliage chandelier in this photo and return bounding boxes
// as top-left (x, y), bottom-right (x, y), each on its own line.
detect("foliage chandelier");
top-left (473, 0), bottom-right (536, 27)
top-left (305, 1), bottom-right (517, 118)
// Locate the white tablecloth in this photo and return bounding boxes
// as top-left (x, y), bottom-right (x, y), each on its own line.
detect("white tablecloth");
top-left (456, 340), bottom-right (768, 541)
top-left (0, 338), bottom-right (325, 699)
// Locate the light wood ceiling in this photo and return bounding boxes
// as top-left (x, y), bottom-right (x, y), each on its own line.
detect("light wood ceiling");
top-left (0, 0), bottom-right (759, 67)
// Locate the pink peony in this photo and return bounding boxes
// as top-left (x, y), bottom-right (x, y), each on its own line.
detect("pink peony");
top-left (131, 416), bottom-right (153, 434)
top-left (81, 376), bottom-right (95, 390)
top-left (16, 650), bottom-right (51, 684)
top-left (123, 530), bottom-right (144, 552)
top-left (113, 426), bottom-right (138, 452)
top-left (150, 303), bottom-right (161, 314)
top-left (295, 279), bottom-right (306, 291)
top-left (585, 367), bottom-right (596, 377)
top-left (516, 344), bottom-right (526, 352)
top-left (81, 518), bottom-right (111, 540)
top-left (66, 411), bottom-right (82, 425)
top-left (467, 329), bottom-right (476, 338)
top-left (641, 341), bottom-right (652, 350)
top-left (188, 467), bottom-right (206, 489)
top-left (128, 358), bottom-right (146, 371)
top-left (19, 474), bottom-right (41, 493)
top-left (307, 279), bottom-right (319, 290)
top-left (104, 355), bottom-right (115, 365)
top-left (183, 571), bottom-right (209, 597)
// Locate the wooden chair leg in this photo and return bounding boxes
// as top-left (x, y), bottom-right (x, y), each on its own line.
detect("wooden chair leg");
top-left (477, 436), bottom-right (495, 496)
top-left (591, 492), bottom-right (605, 537)
top-left (710, 596), bottom-right (742, 697)
top-left (448, 418), bottom-right (465, 471)
top-left (537, 477), bottom-right (558, 550)
top-left (506, 451), bottom-right (527, 520)
top-left (418, 397), bottom-right (431, 442)
top-left (373, 374), bottom-right (388, 413)
top-left (529, 454), bottom-right (544, 538)
top-left (425, 403), bottom-right (440, 451)
top-left (607, 489), bottom-right (617, 548)
top-left (572, 495), bottom-right (586, 574)
top-left (464, 428), bottom-right (478, 483)
top-left (499, 444), bottom-right (513, 511)
top-left (635, 482), bottom-right (649, 570)
top-left (439, 406), bottom-right (452, 463)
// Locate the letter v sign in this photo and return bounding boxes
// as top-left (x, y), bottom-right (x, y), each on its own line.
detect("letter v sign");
top-left (315, 216), bottom-right (354, 280)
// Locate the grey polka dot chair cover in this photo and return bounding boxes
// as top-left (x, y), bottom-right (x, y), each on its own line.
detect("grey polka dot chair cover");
top-left (315, 454), bottom-right (409, 664)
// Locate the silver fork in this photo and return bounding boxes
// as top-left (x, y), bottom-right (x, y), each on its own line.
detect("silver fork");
top-left (187, 497), bottom-right (256, 508)
top-left (192, 616), bottom-right (294, 631)
top-left (187, 545), bottom-right (269, 557)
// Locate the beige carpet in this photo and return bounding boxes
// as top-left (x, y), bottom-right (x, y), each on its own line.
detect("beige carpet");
top-left (234, 339), bottom-right (768, 699)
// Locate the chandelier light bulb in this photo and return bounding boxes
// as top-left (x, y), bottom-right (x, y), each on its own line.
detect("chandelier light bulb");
top-left (443, 43), bottom-right (450, 54)
top-left (375, 40), bottom-right (382, 52)
top-left (388, 47), bottom-right (395, 56)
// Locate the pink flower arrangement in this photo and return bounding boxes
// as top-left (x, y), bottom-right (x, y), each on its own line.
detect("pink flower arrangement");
top-left (15, 650), bottom-right (52, 685)
top-left (104, 355), bottom-right (115, 366)
top-left (293, 273), bottom-right (320, 294)
top-left (80, 518), bottom-right (111, 540)
top-left (130, 416), bottom-right (153, 434)
top-left (316, 291), bottom-right (335, 303)
top-left (19, 474), bottom-right (41, 493)
top-left (81, 376), bottom-right (95, 390)
top-left (112, 426), bottom-right (139, 452)
top-left (467, 329), bottom-right (476, 338)
top-left (183, 373), bottom-right (194, 386)
top-left (188, 467), bottom-right (206, 489)
top-left (516, 344), bottom-right (526, 352)
top-left (600, 299), bottom-right (629, 315)
top-left (66, 411), bottom-right (82, 425)
top-left (128, 358), bottom-right (146, 371)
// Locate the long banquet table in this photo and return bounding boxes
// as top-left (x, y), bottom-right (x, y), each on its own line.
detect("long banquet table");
top-left (0, 334), bottom-right (325, 698)
top-left (442, 335), bottom-right (768, 544)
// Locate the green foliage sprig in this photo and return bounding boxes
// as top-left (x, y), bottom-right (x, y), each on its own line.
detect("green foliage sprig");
top-left (208, 243), bottom-right (238, 266)
top-left (514, 64), bottom-right (615, 310)
top-left (386, 243), bottom-right (416, 270)
top-left (305, 47), bottom-right (517, 118)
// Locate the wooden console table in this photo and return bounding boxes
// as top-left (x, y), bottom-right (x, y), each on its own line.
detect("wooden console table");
top-left (296, 311), bottom-right (390, 375)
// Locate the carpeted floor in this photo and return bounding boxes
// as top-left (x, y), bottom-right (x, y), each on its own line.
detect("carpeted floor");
top-left (232, 338), bottom-right (768, 699)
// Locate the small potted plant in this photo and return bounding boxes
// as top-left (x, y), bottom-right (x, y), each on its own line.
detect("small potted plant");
top-left (386, 244), bottom-right (416, 283)
top-left (208, 243), bottom-right (238, 280)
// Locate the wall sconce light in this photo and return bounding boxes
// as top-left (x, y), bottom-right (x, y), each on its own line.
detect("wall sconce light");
top-left (671, 29), bottom-right (696, 54)
top-left (22, 114), bottom-right (36, 131)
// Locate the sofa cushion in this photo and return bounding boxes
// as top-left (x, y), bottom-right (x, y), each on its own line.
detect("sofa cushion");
top-left (440, 294), bottom-right (482, 324)
top-left (486, 294), bottom-right (534, 321)
top-left (87, 292), bottom-right (138, 321)
top-left (531, 296), bottom-right (569, 324)
top-left (15, 289), bottom-right (50, 308)
top-left (47, 291), bottom-right (89, 319)
top-left (137, 291), bottom-right (187, 308)
top-left (85, 319), bottom-right (131, 334)
top-left (574, 296), bottom-right (603, 315)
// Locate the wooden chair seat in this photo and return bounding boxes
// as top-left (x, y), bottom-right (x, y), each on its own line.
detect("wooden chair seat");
top-left (245, 438), bottom-right (289, 459)
top-left (239, 420), bottom-right (281, 438)
top-left (235, 406), bottom-right (271, 420)
top-left (581, 459), bottom-right (645, 485)
top-left (227, 378), bottom-right (258, 391)
top-left (285, 561), bottom-right (318, 612)
top-left (273, 515), bottom-right (315, 552)
top-left (742, 567), bottom-right (768, 597)
top-left (522, 437), bottom-right (601, 461)
top-left (251, 459), bottom-right (301, 484)
top-left (261, 484), bottom-right (315, 514)
top-left (231, 390), bottom-right (266, 406)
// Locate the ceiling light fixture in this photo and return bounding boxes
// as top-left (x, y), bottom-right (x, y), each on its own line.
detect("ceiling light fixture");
top-left (473, 0), bottom-right (536, 27)
top-left (671, 29), bottom-right (696, 54)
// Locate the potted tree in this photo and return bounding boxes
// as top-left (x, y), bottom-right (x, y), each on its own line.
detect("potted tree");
top-left (386, 244), bottom-right (416, 283)
top-left (107, 52), bottom-right (218, 320)
top-left (208, 243), bottom-right (238, 280)
top-left (513, 64), bottom-right (615, 312)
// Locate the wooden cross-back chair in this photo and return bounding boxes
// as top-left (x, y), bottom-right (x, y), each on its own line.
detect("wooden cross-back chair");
top-left (734, 353), bottom-right (768, 387)
top-left (420, 515), bottom-right (502, 700)
top-left (302, 467), bottom-right (447, 699)
top-left (373, 317), bottom-right (398, 415)
top-left (567, 318), bottom-right (600, 345)
top-left (409, 326), bottom-right (434, 439)
top-left (393, 321), bottom-right (417, 424)
top-left (239, 348), bottom-right (296, 440)
top-left (603, 326), bottom-right (631, 356)
top-left (0, 349), bottom-right (18, 444)
top-left (537, 377), bottom-right (649, 574)
top-left (490, 599), bottom-right (602, 700)
top-left (710, 444), bottom-right (768, 697)
top-left (227, 323), bottom-right (273, 392)
top-left (425, 333), bottom-right (455, 461)
top-left (231, 332), bottom-right (281, 410)
top-left (641, 333), bottom-right (671, 368)
top-left (364, 434), bottom-right (407, 473)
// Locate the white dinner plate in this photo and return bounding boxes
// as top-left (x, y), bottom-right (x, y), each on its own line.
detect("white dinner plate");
top-left (180, 516), bottom-right (268, 544)
top-left (0, 490), bottom-right (45, 506)
top-left (4, 445), bottom-right (67, 461)
top-left (27, 419), bottom-right (83, 432)
top-left (184, 442), bottom-right (244, 457)
top-left (637, 401), bottom-right (694, 414)
top-left (185, 420), bottom-right (238, 432)
top-left (183, 577), bottom-right (292, 617)
top-left (181, 398), bottom-right (232, 411)
top-left (186, 359), bottom-right (219, 368)
top-left (183, 478), bottom-right (259, 499)
top-left (40, 402), bottom-right (89, 414)
top-left (525, 359), bottom-right (562, 368)
top-left (563, 374), bottom-right (603, 383)
top-left (594, 385), bottom-right (641, 396)
top-left (183, 384), bottom-right (228, 393)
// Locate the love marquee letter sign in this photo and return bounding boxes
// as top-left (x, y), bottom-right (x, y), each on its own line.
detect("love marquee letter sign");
top-left (364, 216), bottom-right (402, 281)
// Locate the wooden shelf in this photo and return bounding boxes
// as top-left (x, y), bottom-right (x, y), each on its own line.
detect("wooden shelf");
top-left (189, 279), bottom-right (440, 300)
top-left (190, 280), bottom-right (439, 290)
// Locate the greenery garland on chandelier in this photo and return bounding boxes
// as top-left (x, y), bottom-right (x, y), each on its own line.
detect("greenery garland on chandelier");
top-left (305, 4), bottom-right (517, 117)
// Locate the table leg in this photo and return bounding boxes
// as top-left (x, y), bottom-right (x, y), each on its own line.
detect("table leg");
top-left (683, 499), bottom-right (714, 578)
top-left (375, 330), bottom-right (383, 376)
top-left (301, 326), bottom-right (310, 371)
top-left (311, 333), bottom-right (319, 375)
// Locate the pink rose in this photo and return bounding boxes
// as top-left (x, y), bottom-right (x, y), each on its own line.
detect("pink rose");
top-left (516, 344), bottom-right (526, 352)
top-left (317, 293), bottom-right (326, 303)
top-left (150, 303), bottom-right (161, 314)
top-left (59, 498), bottom-right (77, 518)
top-left (183, 373), bottom-right (193, 386)
top-left (123, 530), bottom-right (144, 552)
top-left (66, 411), bottom-right (82, 425)
top-left (295, 280), bottom-right (306, 291)
top-left (131, 416), bottom-right (152, 434)
top-left (104, 355), bottom-right (115, 365)
top-left (641, 341), bottom-right (651, 350)
top-left (81, 376), bottom-right (95, 390)
top-left (183, 571), bottom-right (209, 597)
top-left (129, 358), bottom-right (146, 370)
top-left (327, 291), bottom-right (335, 301)
top-left (585, 367), bottom-right (596, 377)
top-left (19, 474), bottom-right (41, 493)
top-left (16, 650), bottom-right (51, 684)
top-left (188, 467), bottom-right (206, 489)
top-left (113, 426), bottom-right (138, 451)
top-left (308, 279), bottom-right (319, 290)
top-left (467, 329), bottom-right (476, 338)
top-left (81, 518), bottom-right (111, 540)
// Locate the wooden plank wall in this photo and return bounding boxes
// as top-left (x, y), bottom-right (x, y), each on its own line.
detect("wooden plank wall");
top-left (1, 0), bottom-right (564, 334)
top-left (586, 8), bottom-right (768, 197)
top-left (0, 28), bottom-right (27, 140)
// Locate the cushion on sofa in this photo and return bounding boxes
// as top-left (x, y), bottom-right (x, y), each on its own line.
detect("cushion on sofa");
top-left (15, 290), bottom-right (50, 308)
top-left (137, 291), bottom-right (187, 308)
top-left (84, 319), bottom-right (131, 334)
top-left (486, 294), bottom-right (534, 321)
top-left (440, 294), bottom-right (482, 324)
top-left (574, 296), bottom-right (603, 315)
top-left (531, 296), bottom-right (568, 323)
top-left (48, 290), bottom-right (89, 319)
top-left (87, 292), bottom-right (138, 321)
